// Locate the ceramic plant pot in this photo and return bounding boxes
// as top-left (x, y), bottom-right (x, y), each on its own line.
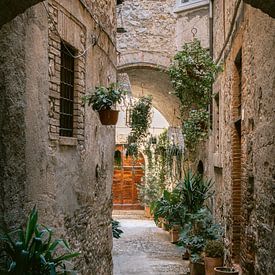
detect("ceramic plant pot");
top-left (170, 229), bottom-right (179, 243)
top-left (144, 205), bottom-right (153, 219)
top-left (205, 257), bottom-right (223, 275)
top-left (98, 109), bottom-right (119, 125)
top-left (190, 261), bottom-right (205, 275)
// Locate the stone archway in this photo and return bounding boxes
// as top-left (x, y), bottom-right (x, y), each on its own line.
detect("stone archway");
top-left (118, 58), bottom-right (181, 126)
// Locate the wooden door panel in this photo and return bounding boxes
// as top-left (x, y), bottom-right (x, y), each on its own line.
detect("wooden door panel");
top-left (112, 145), bottom-right (145, 210)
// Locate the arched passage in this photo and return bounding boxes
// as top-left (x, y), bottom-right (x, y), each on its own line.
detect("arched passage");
top-left (118, 61), bottom-right (181, 126)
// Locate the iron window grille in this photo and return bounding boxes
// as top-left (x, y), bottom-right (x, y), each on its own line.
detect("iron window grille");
top-left (60, 43), bottom-right (75, 137)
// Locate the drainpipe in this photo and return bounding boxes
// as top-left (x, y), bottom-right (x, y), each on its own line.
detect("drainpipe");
top-left (209, 0), bottom-right (213, 58)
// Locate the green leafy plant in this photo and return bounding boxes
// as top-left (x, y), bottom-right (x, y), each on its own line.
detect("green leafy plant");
top-left (125, 143), bottom-right (138, 159)
top-left (205, 240), bottom-right (224, 258)
top-left (111, 220), bottom-right (123, 239)
top-left (114, 150), bottom-right (122, 167)
top-left (182, 109), bottom-right (209, 151)
top-left (168, 39), bottom-right (220, 112)
top-left (0, 207), bottom-right (79, 274)
top-left (168, 39), bottom-right (221, 152)
top-left (137, 165), bottom-right (166, 207)
top-left (129, 96), bottom-right (152, 143)
top-left (83, 83), bottom-right (127, 111)
top-left (179, 208), bottom-right (223, 263)
top-left (151, 189), bottom-right (187, 229)
top-left (176, 170), bottom-right (214, 214)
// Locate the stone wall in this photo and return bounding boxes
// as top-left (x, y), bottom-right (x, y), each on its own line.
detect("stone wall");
top-left (206, 1), bottom-right (275, 274)
top-left (116, 0), bottom-right (209, 126)
top-left (0, 0), bottom-right (116, 274)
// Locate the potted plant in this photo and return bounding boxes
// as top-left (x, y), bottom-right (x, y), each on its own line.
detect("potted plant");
top-left (204, 240), bottom-right (224, 275)
top-left (214, 267), bottom-right (239, 274)
top-left (83, 83), bottom-right (127, 125)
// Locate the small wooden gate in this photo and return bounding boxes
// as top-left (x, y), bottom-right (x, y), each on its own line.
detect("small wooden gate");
top-left (112, 145), bottom-right (144, 210)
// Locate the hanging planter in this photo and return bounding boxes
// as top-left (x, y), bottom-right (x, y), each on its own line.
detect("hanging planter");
top-left (82, 83), bottom-right (127, 126)
top-left (99, 109), bottom-right (119, 125)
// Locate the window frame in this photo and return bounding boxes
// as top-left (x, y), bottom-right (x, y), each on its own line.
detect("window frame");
top-left (59, 42), bottom-right (76, 138)
top-left (174, 0), bottom-right (209, 13)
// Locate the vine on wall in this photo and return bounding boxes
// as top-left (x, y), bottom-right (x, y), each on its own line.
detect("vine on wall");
top-left (168, 39), bottom-right (220, 152)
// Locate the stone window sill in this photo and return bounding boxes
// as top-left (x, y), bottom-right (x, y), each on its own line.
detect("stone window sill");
top-left (59, 137), bottom-right (78, 146)
top-left (174, 0), bottom-right (209, 13)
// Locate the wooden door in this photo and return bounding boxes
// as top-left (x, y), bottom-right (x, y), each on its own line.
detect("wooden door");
top-left (113, 145), bottom-right (144, 210)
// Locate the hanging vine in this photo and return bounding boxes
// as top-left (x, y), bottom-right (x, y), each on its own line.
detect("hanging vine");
top-left (168, 39), bottom-right (221, 152)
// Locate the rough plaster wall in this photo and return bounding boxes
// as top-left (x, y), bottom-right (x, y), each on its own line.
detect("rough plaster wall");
top-left (0, 14), bottom-right (27, 228)
top-left (0, 0), bottom-right (116, 274)
top-left (208, 2), bottom-right (275, 274)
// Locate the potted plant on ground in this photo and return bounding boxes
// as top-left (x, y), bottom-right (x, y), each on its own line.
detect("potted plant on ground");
top-left (83, 83), bottom-right (127, 125)
top-left (204, 240), bottom-right (224, 275)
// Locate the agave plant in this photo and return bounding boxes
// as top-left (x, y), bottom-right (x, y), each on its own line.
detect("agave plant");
top-left (0, 207), bottom-right (79, 274)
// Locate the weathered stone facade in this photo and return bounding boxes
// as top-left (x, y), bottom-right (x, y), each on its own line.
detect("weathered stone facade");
top-left (0, 0), bottom-right (116, 274)
top-left (117, 0), bottom-right (209, 125)
top-left (201, 1), bottom-right (275, 274)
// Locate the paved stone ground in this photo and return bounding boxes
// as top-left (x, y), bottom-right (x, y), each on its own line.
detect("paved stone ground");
top-left (112, 211), bottom-right (189, 275)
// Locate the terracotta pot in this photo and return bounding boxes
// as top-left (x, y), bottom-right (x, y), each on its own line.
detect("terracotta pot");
top-left (144, 205), bottom-right (153, 219)
top-left (190, 261), bottom-right (205, 275)
top-left (214, 267), bottom-right (239, 275)
top-left (170, 229), bottom-right (179, 243)
top-left (182, 249), bottom-right (190, 260)
top-left (157, 218), bottom-right (163, 228)
top-left (98, 109), bottom-right (119, 125)
top-left (205, 257), bottom-right (223, 275)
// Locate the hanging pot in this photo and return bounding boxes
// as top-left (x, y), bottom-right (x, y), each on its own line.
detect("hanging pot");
top-left (98, 109), bottom-right (119, 125)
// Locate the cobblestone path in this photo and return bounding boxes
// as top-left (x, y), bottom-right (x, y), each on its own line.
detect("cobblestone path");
top-left (112, 211), bottom-right (189, 275)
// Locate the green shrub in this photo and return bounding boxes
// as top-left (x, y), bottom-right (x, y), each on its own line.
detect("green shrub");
top-left (205, 240), bottom-right (224, 258)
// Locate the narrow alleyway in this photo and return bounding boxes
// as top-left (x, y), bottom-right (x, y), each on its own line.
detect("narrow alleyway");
top-left (112, 211), bottom-right (189, 275)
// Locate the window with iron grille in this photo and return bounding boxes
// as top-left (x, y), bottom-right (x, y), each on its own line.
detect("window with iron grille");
top-left (60, 43), bottom-right (75, 137)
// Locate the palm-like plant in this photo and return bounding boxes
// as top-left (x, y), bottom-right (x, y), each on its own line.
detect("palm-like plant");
top-left (176, 170), bottom-right (214, 213)
top-left (0, 207), bottom-right (79, 274)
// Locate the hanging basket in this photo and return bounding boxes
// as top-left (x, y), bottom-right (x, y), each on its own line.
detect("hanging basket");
top-left (98, 109), bottom-right (119, 125)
